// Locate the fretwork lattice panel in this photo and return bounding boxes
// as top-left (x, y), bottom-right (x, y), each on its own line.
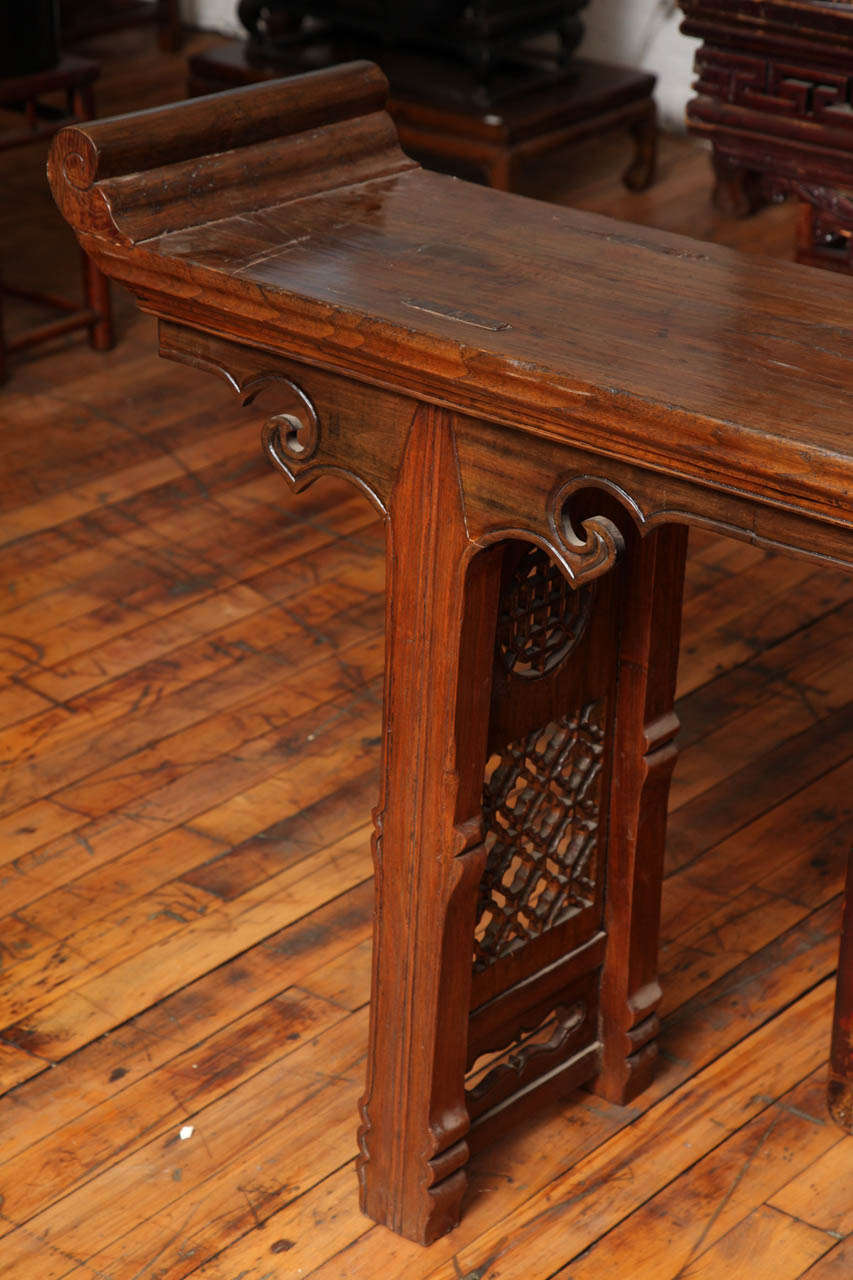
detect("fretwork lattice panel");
top-left (473, 700), bottom-right (605, 971)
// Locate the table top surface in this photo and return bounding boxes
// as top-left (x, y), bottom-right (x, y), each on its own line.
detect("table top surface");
top-left (47, 62), bottom-right (852, 531)
top-left (151, 166), bottom-right (852, 524)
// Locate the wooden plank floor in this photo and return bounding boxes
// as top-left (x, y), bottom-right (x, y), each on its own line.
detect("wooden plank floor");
top-left (1, 26), bottom-right (851, 1280)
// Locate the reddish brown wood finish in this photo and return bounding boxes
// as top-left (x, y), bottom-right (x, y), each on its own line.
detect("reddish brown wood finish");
top-left (47, 65), bottom-right (853, 1242)
top-left (680, 0), bottom-right (853, 269)
top-left (60, 0), bottom-right (182, 53)
top-left (828, 849), bottom-right (853, 1131)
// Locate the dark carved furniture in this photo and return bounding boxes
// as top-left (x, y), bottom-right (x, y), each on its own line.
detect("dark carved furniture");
top-left (0, 54), bottom-right (112, 382)
top-left (237, 0), bottom-right (589, 77)
top-left (60, 0), bottom-right (182, 54)
top-left (681, 0), bottom-right (853, 270)
top-left (48, 65), bottom-right (853, 1244)
top-left (187, 40), bottom-right (658, 192)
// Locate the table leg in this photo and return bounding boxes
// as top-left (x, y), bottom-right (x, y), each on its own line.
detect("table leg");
top-left (623, 102), bottom-right (658, 192)
top-left (594, 524), bottom-right (688, 1102)
top-left (158, 0), bottom-right (182, 52)
top-left (828, 850), bottom-right (853, 1131)
top-left (711, 151), bottom-right (765, 217)
top-left (357, 409), bottom-right (688, 1238)
top-left (357, 404), bottom-right (504, 1244)
top-left (80, 249), bottom-right (114, 351)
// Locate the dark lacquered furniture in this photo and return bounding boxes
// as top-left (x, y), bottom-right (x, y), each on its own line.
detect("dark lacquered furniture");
top-left (681, 0), bottom-right (853, 271)
top-left (48, 65), bottom-right (853, 1243)
top-left (0, 53), bottom-right (112, 382)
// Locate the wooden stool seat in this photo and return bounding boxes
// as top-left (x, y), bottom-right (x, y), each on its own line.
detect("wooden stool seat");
top-left (188, 40), bottom-right (658, 192)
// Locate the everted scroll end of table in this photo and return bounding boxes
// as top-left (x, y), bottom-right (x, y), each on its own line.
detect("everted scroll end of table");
top-left (47, 58), bottom-right (416, 262)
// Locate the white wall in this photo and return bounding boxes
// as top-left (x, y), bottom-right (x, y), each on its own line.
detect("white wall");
top-left (580, 1), bottom-right (698, 130)
top-left (183, 0), bottom-right (700, 131)
top-left (181, 0), bottom-right (242, 37)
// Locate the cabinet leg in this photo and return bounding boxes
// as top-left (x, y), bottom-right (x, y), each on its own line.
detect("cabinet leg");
top-left (593, 524), bottom-right (688, 1103)
top-left (81, 250), bottom-right (114, 351)
top-left (711, 152), bottom-right (765, 217)
top-left (357, 404), bottom-right (503, 1244)
top-left (623, 103), bottom-right (658, 193)
top-left (828, 850), bottom-right (853, 1131)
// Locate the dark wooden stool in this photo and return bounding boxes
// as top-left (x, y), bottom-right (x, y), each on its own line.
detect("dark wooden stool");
top-left (680, 0), bottom-right (853, 271)
top-left (188, 40), bottom-right (657, 192)
top-left (0, 54), bottom-right (113, 382)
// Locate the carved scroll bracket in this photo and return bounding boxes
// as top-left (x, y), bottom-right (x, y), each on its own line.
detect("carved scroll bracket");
top-left (470, 491), bottom-right (625, 592)
top-left (157, 324), bottom-right (392, 514)
top-left (181, 356), bottom-right (320, 486)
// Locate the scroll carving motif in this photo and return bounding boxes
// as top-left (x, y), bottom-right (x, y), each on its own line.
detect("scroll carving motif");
top-left (473, 700), bottom-right (605, 972)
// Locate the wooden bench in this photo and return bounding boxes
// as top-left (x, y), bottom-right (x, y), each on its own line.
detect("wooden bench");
top-left (47, 64), bottom-right (853, 1245)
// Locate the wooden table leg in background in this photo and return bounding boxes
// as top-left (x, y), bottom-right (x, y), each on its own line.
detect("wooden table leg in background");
top-left (356, 399), bottom-right (689, 1242)
top-left (828, 850), bottom-right (853, 1131)
top-left (46, 69), bottom-right (853, 1242)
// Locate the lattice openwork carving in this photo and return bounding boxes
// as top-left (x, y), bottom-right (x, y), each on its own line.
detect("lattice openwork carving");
top-left (497, 544), bottom-right (594, 679)
top-left (473, 701), bottom-right (605, 971)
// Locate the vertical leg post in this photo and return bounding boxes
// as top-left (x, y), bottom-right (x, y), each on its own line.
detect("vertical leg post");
top-left (81, 250), bottom-right (114, 352)
top-left (357, 404), bottom-right (503, 1244)
top-left (594, 524), bottom-right (689, 1103)
top-left (828, 850), bottom-right (853, 1131)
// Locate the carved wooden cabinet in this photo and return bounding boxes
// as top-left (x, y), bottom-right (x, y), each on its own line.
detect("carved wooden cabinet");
top-left (47, 64), bottom-right (853, 1243)
top-left (681, 0), bottom-right (853, 269)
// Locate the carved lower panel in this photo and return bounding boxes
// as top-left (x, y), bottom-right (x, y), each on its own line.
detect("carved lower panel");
top-left (466, 1001), bottom-right (586, 1118)
top-left (465, 970), bottom-right (601, 1145)
top-left (473, 699), bottom-right (605, 973)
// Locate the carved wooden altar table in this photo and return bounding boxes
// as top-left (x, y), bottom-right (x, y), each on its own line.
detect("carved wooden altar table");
top-left (47, 64), bottom-right (853, 1245)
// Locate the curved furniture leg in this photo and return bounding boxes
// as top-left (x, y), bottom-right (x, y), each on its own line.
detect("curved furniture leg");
top-left (711, 151), bottom-right (765, 217)
top-left (624, 103), bottom-right (658, 192)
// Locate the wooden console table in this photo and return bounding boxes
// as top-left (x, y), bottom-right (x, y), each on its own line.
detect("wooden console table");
top-left (47, 65), bottom-right (853, 1244)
